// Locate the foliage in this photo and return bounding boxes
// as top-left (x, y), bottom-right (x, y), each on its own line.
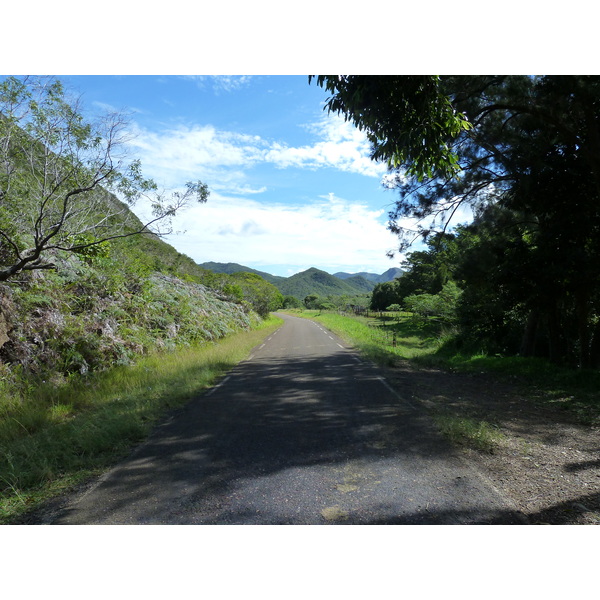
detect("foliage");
top-left (404, 293), bottom-right (440, 320)
top-left (227, 272), bottom-right (283, 317)
top-left (370, 281), bottom-right (402, 311)
top-left (344, 75), bottom-right (600, 369)
top-left (310, 75), bottom-right (471, 179)
top-left (0, 76), bottom-right (209, 282)
top-left (0, 243), bottom-right (261, 379)
top-left (282, 294), bottom-right (302, 309)
top-left (304, 294), bottom-right (320, 309)
top-left (404, 281), bottom-right (462, 323)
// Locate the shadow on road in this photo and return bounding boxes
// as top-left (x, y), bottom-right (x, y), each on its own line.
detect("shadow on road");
top-left (51, 349), bottom-right (523, 524)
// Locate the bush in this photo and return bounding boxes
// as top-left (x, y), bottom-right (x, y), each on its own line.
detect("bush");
top-left (404, 281), bottom-right (462, 323)
top-left (0, 254), bottom-right (260, 380)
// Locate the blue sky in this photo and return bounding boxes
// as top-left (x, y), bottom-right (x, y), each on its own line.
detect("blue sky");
top-left (5, 5), bottom-right (591, 279)
top-left (58, 75), bottom-right (474, 277)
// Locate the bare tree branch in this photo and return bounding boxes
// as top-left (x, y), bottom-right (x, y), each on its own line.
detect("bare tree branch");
top-left (0, 76), bottom-right (209, 282)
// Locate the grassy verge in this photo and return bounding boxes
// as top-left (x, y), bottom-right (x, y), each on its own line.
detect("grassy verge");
top-left (0, 315), bottom-right (282, 523)
top-left (289, 309), bottom-right (441, 365)
top-left (432, 414), bottom-right (505, 454)
top-left (288, 309), bottom-right (600, 427)
top-left (421, 346), bottom-right (600, 425)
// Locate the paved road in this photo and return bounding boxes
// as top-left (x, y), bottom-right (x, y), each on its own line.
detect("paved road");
top-left (52, 313), bottom-right (523, 524)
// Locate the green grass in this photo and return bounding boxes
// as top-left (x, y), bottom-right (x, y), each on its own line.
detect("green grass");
top-left (289, 309), bottom-right (600, 426)
top-left (419, 346), bottom-right (600, 425)
top-left (433, 414), bottom-right (505, 454)
top-left (291, 310), bottom-right (441, 366)
top-left (0, 315), bottom-right (282, 523)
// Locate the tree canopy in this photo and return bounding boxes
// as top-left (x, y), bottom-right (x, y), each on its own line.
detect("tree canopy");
top-left (309, 75), bottom-right (471, 180)
top-left (318, 75), bottom-right (600, 368)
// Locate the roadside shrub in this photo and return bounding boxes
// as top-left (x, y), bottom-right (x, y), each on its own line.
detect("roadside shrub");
top-left (0, 254), bottom-right (260, 381)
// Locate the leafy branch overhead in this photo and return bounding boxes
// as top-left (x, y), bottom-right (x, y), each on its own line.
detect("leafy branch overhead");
top-left (310, 75), bottom-right (471, 180)
top-left (0, 76), bottom-right (209, 282)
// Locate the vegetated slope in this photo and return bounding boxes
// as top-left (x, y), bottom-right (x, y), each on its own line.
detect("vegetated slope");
top-left (0, 189), bottom-right (265, 382)
top-left (277, 267), bottom-right (375, 300)
top-left (198, 262), bottom-right (285, 286)
top-left (0, 240), bottom-right (261, 382)
top-left (343, 275), bottom-right (377, 293)
top-left (334, 267), bottom-right (404, 283)
top-left (199, 262), bottom-right (378, 300)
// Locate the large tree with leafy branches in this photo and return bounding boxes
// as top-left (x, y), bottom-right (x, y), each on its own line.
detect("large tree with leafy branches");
top-left (0, 76), bottom-right (209, 282)
top-left (313, 75), bottom-right (600, 367)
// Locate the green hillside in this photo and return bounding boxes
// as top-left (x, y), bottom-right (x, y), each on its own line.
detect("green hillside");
top-left (277, 267), bottom-right (374, 299)
top-left (0, 135), bottom-right (273, 378)
top-left (344, 275), bottom-right (378, 293)
top-left (334, 267), bottom-right (404, 283)
top-left (197, 262), bottom-right (285, 285)
top-left (198, 263), bottom-right (377, 300)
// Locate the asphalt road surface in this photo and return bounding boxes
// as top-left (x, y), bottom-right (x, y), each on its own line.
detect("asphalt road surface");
top-left (52, 313), bottom-right (523, 524)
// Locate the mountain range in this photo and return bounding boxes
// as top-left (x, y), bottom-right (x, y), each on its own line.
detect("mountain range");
top-left (198, 262), bottom-right (404, 300)
top-left (333, 268), bottom-right (404, 284)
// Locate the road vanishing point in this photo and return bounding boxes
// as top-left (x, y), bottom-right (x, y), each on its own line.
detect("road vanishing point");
top-left (52, 313), bottom-right (523, 524)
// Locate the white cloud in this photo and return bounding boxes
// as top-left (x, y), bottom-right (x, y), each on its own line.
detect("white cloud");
top-left (182, 75), bottom-right (254, 93)
top-left (266, 115), bottom-right (387, 178)
top-left (121, 111), bottom-right (412, 275)
top-left (158, 192), bottom-right (404, 275)
top-left (125, 112), bottom-right (386, 192)
top-left (127, 124), bottom-right (265, 178)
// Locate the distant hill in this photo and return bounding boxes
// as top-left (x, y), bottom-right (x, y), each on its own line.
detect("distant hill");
top-left (274, 268), bottom-right (375, 300)
top-left (334, 267), bottom-right (404, 283)
top-left (197, 262), bottom-right (285, 285)
top-left (198, 262), bottom-right (405, 300)
top-left (343, 275), bottom-right (377, 293)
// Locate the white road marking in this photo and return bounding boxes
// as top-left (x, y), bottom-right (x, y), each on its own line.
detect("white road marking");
top-left (206, 375), bottom-right (231, 396)
top-left (377, 376), bottom-right (417, 409)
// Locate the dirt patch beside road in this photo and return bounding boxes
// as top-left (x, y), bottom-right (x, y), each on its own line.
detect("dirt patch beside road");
top-left (384, 361), bottom-right (600, 524)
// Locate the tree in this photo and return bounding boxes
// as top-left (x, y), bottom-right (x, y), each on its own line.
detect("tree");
top-left (282, 295), bottom-right (302, 309)
top-left (0, 76), bottom-right (209, 282)
top-left (370, 281), bottom-right (401, 311)
top-left (309, 76), bottom-right (471, 180)
top-left (303, 294), bottom-right (320, 309)
top-left (315, 75), bottom-right (600, 367)
top-left (446, 76), bottom-right (600, 367)
top-left (229, 272), bottom-right (283, 317)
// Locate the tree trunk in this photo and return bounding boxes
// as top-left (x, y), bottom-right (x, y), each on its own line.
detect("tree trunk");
top-left (576, 291), bottom-right (592, 369)
top-left (547, 304), bottom-right (565, 364)
top-left (520, 309), bottom-right (539, 357)
top-left (589, 316), bottom-right (600, 369)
